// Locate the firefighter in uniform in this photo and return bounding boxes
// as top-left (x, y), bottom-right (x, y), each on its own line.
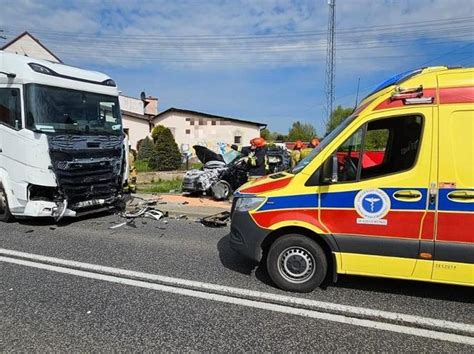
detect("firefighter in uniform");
top-left (231, 137), bottom-right (268, 178)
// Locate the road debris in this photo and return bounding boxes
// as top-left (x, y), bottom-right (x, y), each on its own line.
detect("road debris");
top-left (108, 196), bottom-right (171, 230)
top-left (200, 211), bottom-right (231, 227)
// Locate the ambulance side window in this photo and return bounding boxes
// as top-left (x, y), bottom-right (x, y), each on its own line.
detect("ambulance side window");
top-left (360, 115), bottom-right (422, 179)
top-left (321, 115), bottom-right (423, 185)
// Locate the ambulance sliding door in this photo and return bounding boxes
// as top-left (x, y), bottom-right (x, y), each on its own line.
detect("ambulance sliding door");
top-left (434, 81), bottom-right (474, 285)
top-left (319, 109), bottom-right (435, 278)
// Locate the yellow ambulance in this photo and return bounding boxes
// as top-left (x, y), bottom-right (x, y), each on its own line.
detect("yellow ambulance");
top-left (230, 66), bottom-right (473, 292)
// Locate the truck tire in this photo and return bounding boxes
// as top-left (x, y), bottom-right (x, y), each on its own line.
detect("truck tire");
top-left (0, 185), bottom-right (14, 223)
top-left (212, 180), bottom-right (232, 200)
top-left (267, 234), bottom-right (327, 293)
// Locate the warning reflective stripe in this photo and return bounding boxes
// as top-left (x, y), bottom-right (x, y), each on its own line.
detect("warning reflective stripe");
top-left (439, 86), bottom-right (474, 104)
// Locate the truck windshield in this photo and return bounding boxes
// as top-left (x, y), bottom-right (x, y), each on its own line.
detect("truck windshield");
top-left (292, 113), bottom-right (358, 174)
top-left (25, 84), bottom-right (122, 135)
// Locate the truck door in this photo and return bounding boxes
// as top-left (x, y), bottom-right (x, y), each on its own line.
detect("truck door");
top-left (0, 86), bottom-right (24, 207)
top-left (319, 109), bottom-right (434, 278)
top-left (434, 81), bottom-right (474, 285)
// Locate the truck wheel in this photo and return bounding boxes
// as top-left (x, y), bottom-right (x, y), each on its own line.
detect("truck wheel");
top-left (267, 234), bottom-right (327, 293)
top-left (0, 185), bottom-right (14, 223)
top-left (212, 180), bottom-right (232, 200)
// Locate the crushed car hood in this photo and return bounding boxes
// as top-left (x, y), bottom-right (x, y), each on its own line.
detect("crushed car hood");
top-left (193, 145), bottom-right (225, 164)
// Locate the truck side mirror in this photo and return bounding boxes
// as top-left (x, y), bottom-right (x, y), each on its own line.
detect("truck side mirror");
top-left (321, 154), bottom-right (338, 184)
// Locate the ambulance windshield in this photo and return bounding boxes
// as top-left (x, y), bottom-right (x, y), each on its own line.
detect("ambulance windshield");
top-left (292, 113), bottom-right (358, 174)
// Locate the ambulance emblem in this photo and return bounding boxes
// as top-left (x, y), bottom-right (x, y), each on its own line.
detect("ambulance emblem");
top-left (355, 189), bottom-right (391, 225)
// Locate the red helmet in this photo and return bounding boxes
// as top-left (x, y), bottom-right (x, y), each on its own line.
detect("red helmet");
top-left (310, 138), bottom-right (320, 147)
top-left (250, 137), bottom-right (266, 148)
top-left (294, 140), bottom-right (304, 149)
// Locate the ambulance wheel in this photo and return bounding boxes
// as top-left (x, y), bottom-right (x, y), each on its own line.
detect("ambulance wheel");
top-left (0, 185), bottom-right (14, 223)
top-left (267, 234), bottom-right (327, 293)
top-left (212, 180), bottom-right (232, 200)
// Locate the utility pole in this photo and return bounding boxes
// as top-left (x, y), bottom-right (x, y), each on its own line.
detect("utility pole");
top-left (324, 0), bottom-right (336, 129)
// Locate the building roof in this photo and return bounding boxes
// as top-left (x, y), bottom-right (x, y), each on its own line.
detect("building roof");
top-left (1, 31), bottom-right (63, 63)
top-left (121, 110), bottom-right (151, 121)
top-left (153, 107), bottom-right (267, 127)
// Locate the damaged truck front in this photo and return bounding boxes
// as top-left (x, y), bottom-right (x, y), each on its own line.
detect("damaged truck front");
top-left (0, 52), bottom-right (128, 222)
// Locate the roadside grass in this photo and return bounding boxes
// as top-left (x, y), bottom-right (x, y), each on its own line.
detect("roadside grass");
top-left (135, 160), bottom-right (153, 172)
top-left (136, 178), bottom-right (183, 193)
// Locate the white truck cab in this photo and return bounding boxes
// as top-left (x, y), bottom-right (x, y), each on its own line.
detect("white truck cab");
top-left (0, 51), bottom-right (127, 221)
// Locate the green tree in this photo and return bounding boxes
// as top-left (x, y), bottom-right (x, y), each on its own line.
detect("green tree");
top-left (287, 121), bottom-right (317, 141)
top-left (274, 134), bottom-right (288, 142)
top-left (137, 136), bottom-right (155, 162)
top-left (260, 128), bottom-right (271, 140)
top-left (326, 105), bottom-right (353, 134)
top-left (150, 125), bottom-right (182, 171)
top-left (151, 125), bottom-right (169, 143)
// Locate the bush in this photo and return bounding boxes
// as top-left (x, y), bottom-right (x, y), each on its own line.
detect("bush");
top-left (151, 125), bottom-right (182, 171)
top-left (137, 137), bottom-right (155, 161)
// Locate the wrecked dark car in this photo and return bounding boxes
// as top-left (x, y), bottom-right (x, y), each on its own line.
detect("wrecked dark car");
top-left (182, 146), bottom-right (248, 200)
top-left (266, 145), bottom-right (291, 174)
top-left (182, 145), bottom-right (291, 200)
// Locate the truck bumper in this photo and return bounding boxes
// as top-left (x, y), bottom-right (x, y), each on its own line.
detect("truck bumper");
top-left (17, 200), bottom-right (76, 218)
top-left (230, 210), bottom-right (270, 263)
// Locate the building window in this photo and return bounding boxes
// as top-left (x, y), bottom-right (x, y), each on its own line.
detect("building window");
top-left (199, 118), bottom-right (205, 125)
top-left (185, 129), bottom-right (190, 134)
top-left (186, 117), bottom-right (190, 122)
top-left (211, 120), bottom-right (217, 126)
top-left (190, 120), bottom-right (195, 125)
top-left (234, 136), bottom-right (242, 144)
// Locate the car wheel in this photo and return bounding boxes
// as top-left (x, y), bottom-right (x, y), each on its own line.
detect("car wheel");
top-left (267, 234), bottom-right (327, 293)
top-left (212, 180), bottom-right (232, 200)
top-left (0, 185), bottom-right (14, 223)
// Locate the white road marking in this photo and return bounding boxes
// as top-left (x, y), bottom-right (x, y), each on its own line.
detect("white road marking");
top-left (0, 249), bottom-right (473, 345)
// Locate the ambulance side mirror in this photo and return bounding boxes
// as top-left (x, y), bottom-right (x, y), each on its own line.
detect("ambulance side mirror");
top-left (321, 154), bottom-right (338, 184)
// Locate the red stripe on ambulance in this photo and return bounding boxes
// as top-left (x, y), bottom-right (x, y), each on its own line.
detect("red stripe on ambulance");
top-left (240, 177), bottom-right (293, 194)
top-left (439, 86), bottom-right (474, 104)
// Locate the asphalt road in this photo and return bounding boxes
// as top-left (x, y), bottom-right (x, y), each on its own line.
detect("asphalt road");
top-left (0, 214), bottom-right (473, 351)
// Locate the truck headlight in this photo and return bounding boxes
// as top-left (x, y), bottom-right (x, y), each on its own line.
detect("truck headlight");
top-left (234, 197), bottom-right (265, 212)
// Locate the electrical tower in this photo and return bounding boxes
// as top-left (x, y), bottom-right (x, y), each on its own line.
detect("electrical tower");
top-left (324, 0), bottom-right (336, 127)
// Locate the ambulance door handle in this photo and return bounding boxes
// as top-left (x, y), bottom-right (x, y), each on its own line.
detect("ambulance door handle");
top-left (448, 190), bottom-right (474, 202)
top-left (393, 190), bottom-right (422, 202)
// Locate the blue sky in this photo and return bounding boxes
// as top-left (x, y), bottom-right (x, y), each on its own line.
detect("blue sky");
top-left (1, 0), bottom-right (473, 135)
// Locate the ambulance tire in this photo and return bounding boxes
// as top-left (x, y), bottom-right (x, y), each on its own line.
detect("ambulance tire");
top-left (267, 234), bottom-right (327, 293)
top-left (0, 184), bottom-right (14, 223)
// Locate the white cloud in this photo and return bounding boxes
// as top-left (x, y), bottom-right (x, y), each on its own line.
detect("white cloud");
top-left (1, 0), bottom-right (472, 70)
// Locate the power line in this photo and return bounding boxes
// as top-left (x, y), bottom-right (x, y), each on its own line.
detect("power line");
top-left (3, 16), bottom-right (472, 40)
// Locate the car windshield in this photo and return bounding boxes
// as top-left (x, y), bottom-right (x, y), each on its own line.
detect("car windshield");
top-left (292, 113), bottom-right (358, 174)
top-left (25, 84), bottom-right (122, 135)
top-left (223, 149), bottom-right (241, 164)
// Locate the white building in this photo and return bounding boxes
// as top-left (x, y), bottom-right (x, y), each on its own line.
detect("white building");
top-left (1, 31), bottom-right (62, 63)
top-left (119, 94), bottom-right (158, 150)
top-left (152, 108), bottom-right (266, 153)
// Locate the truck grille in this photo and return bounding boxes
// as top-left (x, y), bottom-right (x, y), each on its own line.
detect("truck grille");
top-left (47, 135), bottom-right (124, 206)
